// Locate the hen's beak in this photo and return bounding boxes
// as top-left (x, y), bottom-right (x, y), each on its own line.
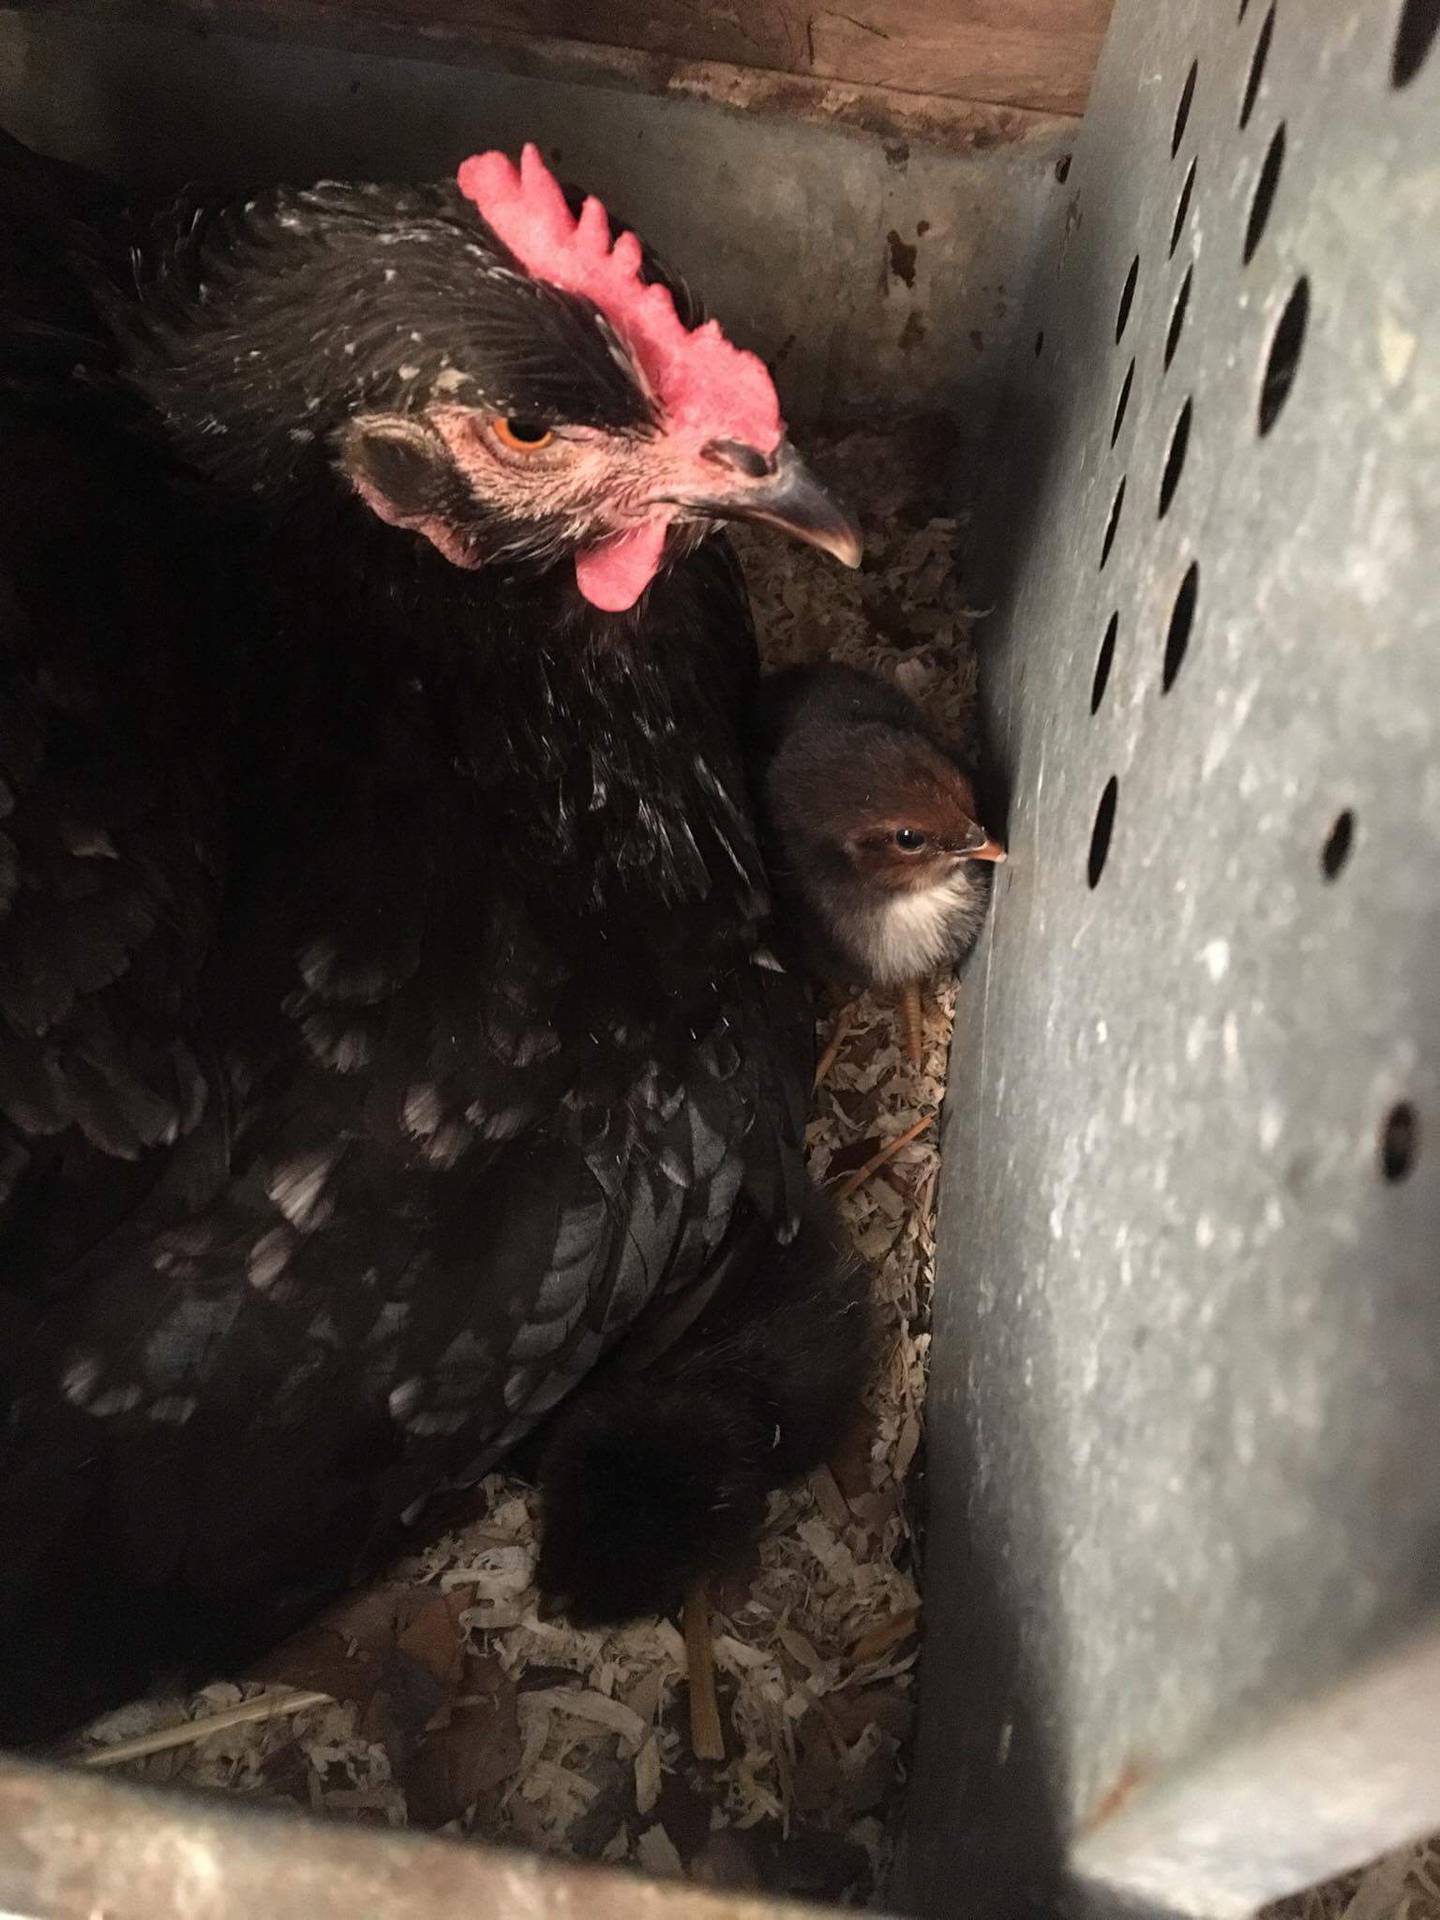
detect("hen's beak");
top-left (686, 440), bottom-right (862, 568)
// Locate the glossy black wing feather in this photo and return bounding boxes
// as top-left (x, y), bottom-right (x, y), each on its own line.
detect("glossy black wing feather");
top-left (0, 419), bottom-right (231, 1295)
top-left (0, 999), bottom-right (806, 1736)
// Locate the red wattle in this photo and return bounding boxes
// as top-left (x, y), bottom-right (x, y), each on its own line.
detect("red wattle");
top-left (573, 518), bottom-right (670, 613)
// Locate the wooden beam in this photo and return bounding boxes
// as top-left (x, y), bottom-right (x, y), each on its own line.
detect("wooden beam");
top-left (294, 0), bottom-right (1111, 116)
top-left (306, 0), bottom-right (1113, 116)
top-left (456, 31), bottom-right (1078, 151)
top-left (34, 0), bottom-right (1104, 148)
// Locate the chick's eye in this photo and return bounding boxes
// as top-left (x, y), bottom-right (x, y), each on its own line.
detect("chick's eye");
top-left (492, 417), bottom-right (556, 452)
top-left (894, 827), bottom-right (928, 852)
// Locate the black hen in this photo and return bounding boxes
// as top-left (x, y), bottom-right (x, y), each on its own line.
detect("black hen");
top-left (0, 135), bottom-right (870, 1742)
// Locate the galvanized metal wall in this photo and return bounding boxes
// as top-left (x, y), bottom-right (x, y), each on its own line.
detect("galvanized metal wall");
top-left (908, 0), bottom-right (1440, 1914)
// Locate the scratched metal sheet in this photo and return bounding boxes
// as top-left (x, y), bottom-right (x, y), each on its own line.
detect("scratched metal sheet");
top-left (906, 1), bottom-right (1440, 1915)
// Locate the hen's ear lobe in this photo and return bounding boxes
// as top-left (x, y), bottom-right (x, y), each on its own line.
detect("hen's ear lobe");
top-left (339, 413), bottom-right (478, 568)
top-left (341, 414), bottom-right (452, 514)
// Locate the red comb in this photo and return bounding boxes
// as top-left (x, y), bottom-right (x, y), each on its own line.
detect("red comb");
top-left (456, 143), bottom-right (783, 455)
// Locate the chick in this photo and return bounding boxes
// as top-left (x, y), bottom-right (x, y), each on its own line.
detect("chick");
top-left (748, 664), bottom-right (1005, 1068)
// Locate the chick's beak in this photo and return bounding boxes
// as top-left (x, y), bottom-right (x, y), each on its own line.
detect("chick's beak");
top-left (961, 822), bottom-right (1007, 863)
top-left (687, 440), bottom-right (862, 568)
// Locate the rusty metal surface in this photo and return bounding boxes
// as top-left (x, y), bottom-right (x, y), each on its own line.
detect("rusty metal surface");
top-left (0, 1758), bottom-right (849, 1920)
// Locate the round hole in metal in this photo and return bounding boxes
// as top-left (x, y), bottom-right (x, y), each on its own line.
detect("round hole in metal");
top-left (1091, 613), bottom-right (1118, 714)
top-left (1056, 152), bottom-right (1073, 183)
top-left (1158, 399), bottom-right (1193, 519)
top-left (1321, 809), bottom-right (1354, 879)
top-left (1100, 477), bottom-right (1125, 569)
top-left (1380, 1101), bottom-right (1419, 1182)
top-left (1393, 0), bottom-right (1439, 85)
top-left (1162, 561), bottom-right (1199, 692)
top-left (1115, 254), bottom-right (1140, 344)
top-left (1088, 777), bottom-right (1119, 888)
top-left (1172, 60), bottom-right (1199, 156)
top-left (1244, 122), bottom-right (1287, 264)
top-left (1259, 277), bottom-right (1310, 434)
top-left (1165, 265), bottom-right (1193, 371)
top-left (1111, 359), bottom-right (1136, 445)
top-left (1240, 3), bottom-right (1276, 128)
top-left (1169, 159), bottom-right (1197, 256)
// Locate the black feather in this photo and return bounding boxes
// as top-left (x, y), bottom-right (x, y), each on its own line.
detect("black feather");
top-left (535, 1200), bottom-right (874, 1622)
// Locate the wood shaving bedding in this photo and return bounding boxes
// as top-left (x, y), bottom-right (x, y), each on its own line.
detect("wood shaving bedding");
top-left (66, 423), bottom-right (977, 1908)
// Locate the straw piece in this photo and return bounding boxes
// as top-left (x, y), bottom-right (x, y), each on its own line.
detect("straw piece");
top-left (80, 1690), bottom-right (332, 1769)
top-left (683, 1585), bottom-right (726, 1762)
top-left (813, 1000), bottom-right (854, 1090)
top-left (835, 1115), bottom-right (933, 1200)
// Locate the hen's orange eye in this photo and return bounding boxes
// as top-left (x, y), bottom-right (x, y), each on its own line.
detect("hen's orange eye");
top-left (492, 417), bottom-right (556, 453)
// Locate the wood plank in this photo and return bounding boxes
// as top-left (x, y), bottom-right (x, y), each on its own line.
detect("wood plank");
top-left (44, 0), bottom-right (1086, 150)
top-left (79, 0), bottom-right (1114, 118)
top-left (251, 0), bottom-right (1113, 115)
top-left (613, 51), bottom-right (1074, 151)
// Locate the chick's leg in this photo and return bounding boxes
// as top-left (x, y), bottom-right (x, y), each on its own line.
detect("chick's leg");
top-left (898, 981), bottom-right (925, 1069)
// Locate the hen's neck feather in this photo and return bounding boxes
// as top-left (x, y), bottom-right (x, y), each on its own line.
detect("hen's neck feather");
top-left (243, 493), bottom-right (767, 937)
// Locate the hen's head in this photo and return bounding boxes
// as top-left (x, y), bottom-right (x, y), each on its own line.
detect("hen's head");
top-left (128, 145), bottom-right (858, 611)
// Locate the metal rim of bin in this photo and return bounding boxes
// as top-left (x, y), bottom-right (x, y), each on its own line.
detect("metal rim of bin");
top-left (0, 1757), bottom-right (857, 1920)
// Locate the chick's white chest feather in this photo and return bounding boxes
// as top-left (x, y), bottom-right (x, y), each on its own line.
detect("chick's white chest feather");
top-left (856, 873), bottom-right (986, 986)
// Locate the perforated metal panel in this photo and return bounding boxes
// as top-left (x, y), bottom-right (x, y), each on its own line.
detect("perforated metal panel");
top-left (907, 2), bottom-right (1440, 1916)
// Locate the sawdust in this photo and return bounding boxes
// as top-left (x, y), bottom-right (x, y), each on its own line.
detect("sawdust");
top-left (65, 424), bottom-right (976, 1906)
